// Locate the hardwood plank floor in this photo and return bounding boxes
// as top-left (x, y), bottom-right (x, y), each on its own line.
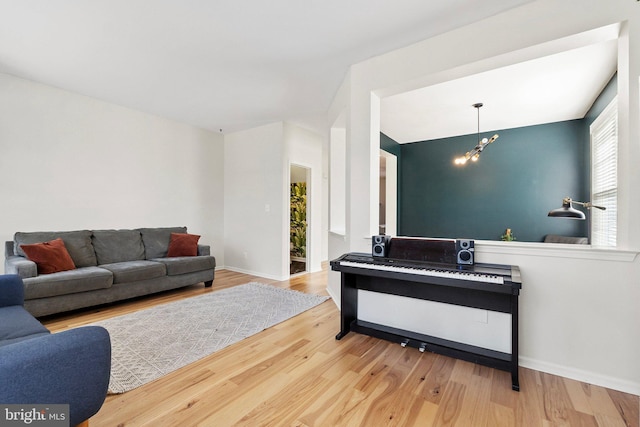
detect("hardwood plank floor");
top-left (42, 267), bottom-right (638, 427)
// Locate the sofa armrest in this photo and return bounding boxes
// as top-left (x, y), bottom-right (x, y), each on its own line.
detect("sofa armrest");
top-left (197, 244), bottom-right (211, 256)
top-left (0, 274), bottom-right (25, 307)
top-left (4, 256), bottom-right (37, 279)
top-left (5, 240), bottom-right (16, 258)
top-left (0, 326), bottom-right (111, 426)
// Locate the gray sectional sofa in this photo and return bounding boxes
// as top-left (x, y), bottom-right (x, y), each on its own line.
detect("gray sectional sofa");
top-left (4, 227), bottom-right (215, 317)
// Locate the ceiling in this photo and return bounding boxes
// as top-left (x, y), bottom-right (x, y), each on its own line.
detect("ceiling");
top-left (381, 38), bottom-right (618, 143)
top-left (0, 0), bottom-right (535, 136)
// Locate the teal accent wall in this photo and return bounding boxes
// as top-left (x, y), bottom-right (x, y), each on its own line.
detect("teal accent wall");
top-left (584, 73), bottom-right (617, 126)
top-left (398, 120), bottom-right (588, 242)
top-left (384, 73), bottom-right (616, 242)
top-left (381, 132), bottom-right (402, 157)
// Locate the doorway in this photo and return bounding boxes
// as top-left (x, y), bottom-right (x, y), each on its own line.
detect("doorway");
top-left (290, 164), bottom-right (310, 275)
top-left (379, 150), bottom-right (397, 236)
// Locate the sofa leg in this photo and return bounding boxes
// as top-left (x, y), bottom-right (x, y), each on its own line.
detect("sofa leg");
top-left (204, 280), bottom-right (213, 288)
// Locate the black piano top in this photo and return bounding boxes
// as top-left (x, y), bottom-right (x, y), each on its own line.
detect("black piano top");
top-left (331, 252), bottom-right (521, 290)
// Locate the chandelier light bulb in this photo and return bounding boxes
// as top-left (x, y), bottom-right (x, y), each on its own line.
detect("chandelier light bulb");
top-left (452, 103), bottom-right (500, 166)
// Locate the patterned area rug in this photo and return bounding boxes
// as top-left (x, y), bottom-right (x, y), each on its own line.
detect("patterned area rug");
top-left (90, 282), bottom-right (329, 394)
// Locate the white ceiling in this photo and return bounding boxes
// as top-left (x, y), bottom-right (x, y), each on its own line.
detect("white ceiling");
top-left (0, 0), bottom-right (535, 135)
top-left (381, 38), bottom-right (618, 143)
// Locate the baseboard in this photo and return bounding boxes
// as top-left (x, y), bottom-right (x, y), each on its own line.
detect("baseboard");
top-left (519, 356), bottom-right (640, 396)
top-left (216, 268), bottom-right (639, 396)
top-left (223, 266), bottom-right (288, 282)
top-left (326, 286), bottom-right (339, 308)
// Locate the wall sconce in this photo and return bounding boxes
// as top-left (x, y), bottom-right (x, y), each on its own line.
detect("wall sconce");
top-left (547, 197), bottom-right (606, 220)
top-left (454, 103), bottom-right (499, 165)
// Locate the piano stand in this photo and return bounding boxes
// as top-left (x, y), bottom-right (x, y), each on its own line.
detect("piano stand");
top-left (335, 331), bottom-right (349, 340)
top-left (341, 319), bottom-right (520, 391)
top-left (331, 252), bottom-right (522, 392)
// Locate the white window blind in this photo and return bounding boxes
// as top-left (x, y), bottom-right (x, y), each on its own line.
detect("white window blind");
top-left (590, 97), bottom-right (617, 247)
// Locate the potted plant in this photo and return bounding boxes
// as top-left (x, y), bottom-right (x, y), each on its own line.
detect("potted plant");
top-left (290, 182), bottom-right (307, 260)
top-left (501, 228), bottom-right (516, 241)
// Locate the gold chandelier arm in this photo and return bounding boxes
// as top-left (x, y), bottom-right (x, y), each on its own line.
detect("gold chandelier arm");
top-left (453, 104), bottom-right (499, 165)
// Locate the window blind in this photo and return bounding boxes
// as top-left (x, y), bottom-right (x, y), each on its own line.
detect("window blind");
top-left (590, 97), bottom-right (617, 247)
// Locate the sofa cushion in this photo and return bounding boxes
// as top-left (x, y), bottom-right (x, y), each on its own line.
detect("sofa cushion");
top-left (0, 306), bottom-right (50, 347)
top-left (20, 238), bottom-right (76, 274)
top-left (99, 261), bottom-right (167, 284)
top-left (14, 230), bottom-right (97, 267)
top-left (92, 230), bottom-right (145, 265)
top-left (150, 256), bottom-right (216, 276)
top-left (167, 233), bottom-right (200, 257)
top-left (23, 267), bottom-right (113, 300)
top-left (138, 227), bottom-right (188, 259)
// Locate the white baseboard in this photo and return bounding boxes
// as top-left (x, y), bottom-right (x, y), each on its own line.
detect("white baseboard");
top-left (223, 266), bottom-right (288, 282)
top-left (519, 356), bottom-right (640, 396)
top-left (218, 269), bottom-right (638, 396)
top-left (217, 264), bottom-right (324, 277)
top-left (326, 286), bottom-right (339, 308)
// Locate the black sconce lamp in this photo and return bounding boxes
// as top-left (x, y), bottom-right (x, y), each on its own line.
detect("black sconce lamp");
top-left (547, 197), bottom-right (606, 220)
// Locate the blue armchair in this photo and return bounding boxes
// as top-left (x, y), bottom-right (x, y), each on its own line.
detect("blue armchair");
top-left (0, 274), bottom-right (111, 426)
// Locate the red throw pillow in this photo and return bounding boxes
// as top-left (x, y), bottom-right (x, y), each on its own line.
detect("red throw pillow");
top-left (21, 238), bottom-right (76, 274)
top-left (167, 233), bottom-right (200, 257)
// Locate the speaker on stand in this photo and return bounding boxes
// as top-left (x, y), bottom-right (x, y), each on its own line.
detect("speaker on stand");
top-left (456, 239), bottom-right (475, 265)
top-left (372, 235), bottom-right (390, 257)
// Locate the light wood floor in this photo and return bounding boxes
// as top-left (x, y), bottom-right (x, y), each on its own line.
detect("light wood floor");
top-left (42, 267), bottom-right (639, 427)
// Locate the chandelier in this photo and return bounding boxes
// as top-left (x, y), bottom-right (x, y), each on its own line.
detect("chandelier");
top-left (454, 103), bottom-right (499, 165)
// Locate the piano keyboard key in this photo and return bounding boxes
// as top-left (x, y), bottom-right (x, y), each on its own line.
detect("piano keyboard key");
top-left (338, 260), bottom-right (504, 284)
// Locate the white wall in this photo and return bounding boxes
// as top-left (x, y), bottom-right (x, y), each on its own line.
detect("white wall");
top-left (329, 0), bottom-right (640, 394)
top-left (0, 72), bottom-right (225, 269)
top-left (224, 121), bottom-right (325, 280)
top-left (284, 123), bottom-right (324, 273)
top-left (224, 122), bottom-right (287, 279)
top-left (321, 133), bottom-right (329, 263)
top-left (327, 109), bottom-right (350, 304)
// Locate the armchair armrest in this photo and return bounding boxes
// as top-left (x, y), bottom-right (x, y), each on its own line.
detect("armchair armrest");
top-left (0, 326), bottom-right (111, 426)
top-left (0, 274), bottom-right (25, 307)
top-left (197, 244), bottom-right (211, 256)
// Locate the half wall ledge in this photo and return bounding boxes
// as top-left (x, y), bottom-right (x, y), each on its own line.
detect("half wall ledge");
top-left (477, 240), bottom-right (638, 262)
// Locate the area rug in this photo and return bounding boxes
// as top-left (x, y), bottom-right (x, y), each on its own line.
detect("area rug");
top-left (89, 282), bottom-right (329, 394)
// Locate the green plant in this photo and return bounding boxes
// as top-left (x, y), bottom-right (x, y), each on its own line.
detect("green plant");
top-left (501, 228), bottom-right (516, 241)
top-left (290, 182), bottom-right (307, 258)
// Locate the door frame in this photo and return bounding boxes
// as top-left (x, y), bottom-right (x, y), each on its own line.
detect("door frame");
top-left (289, 163), bottom-right (312, 274)
top-left (380, 150), bottom-right (397, 237)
